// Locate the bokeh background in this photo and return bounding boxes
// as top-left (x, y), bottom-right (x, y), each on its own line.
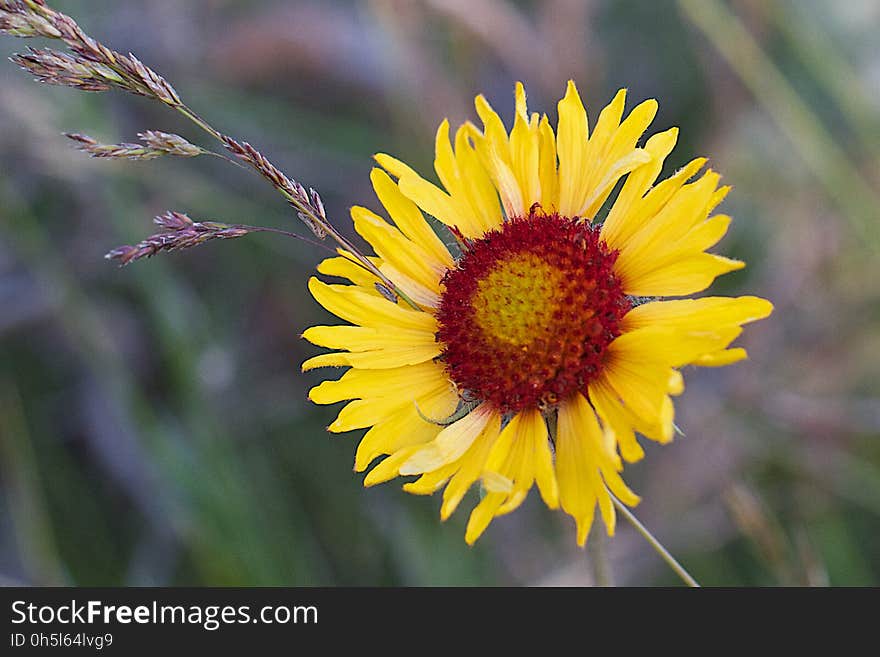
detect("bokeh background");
top-left (1, 0), bottom-right (878, 586)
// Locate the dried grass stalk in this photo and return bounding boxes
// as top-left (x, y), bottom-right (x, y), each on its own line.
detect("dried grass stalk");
top-left (65, 132), bottom-right (204, 160)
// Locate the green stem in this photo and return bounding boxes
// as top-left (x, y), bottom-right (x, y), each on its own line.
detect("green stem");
top-left (588, 525), bottom-right (614, 587)
top-left (0, 382), bottom-right (67, 585)
top-left (610, 493), bottom-right (700, 588)
top-left (768, 0), bottom-right (880, 158)
top-left (678, 0), bottom-right (880, 250)
top-left (176, 105), bottom-right (224, 141)
top-left (203, 149), bottom-right (252, 173)
top-left (241, 225), bottom-right (339, 254)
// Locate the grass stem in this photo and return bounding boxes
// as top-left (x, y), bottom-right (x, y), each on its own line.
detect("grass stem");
top-left (610, 493), bottom-right (700, 588)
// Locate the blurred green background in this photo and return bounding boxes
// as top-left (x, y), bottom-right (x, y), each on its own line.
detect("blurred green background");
top-left (1, 0), bottom-right (878, 586)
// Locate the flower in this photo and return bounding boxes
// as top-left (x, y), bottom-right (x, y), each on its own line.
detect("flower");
top-left (303, 81), bottom-right (773, 545)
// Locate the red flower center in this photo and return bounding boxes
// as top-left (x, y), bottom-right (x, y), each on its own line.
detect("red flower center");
top-left (436, 210), bottom-right (630, 413)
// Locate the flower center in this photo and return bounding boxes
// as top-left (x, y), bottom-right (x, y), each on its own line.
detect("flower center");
top-left (436, 210), bottom-right (630, 413)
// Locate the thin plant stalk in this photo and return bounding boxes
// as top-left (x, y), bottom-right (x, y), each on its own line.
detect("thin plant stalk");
top-left (0, 0), bottom-right (421, 309)
top-left (610, 492), bottom-right (700, 587)
top-left (768, 0), bottom-right (880, 158)
top-left (174, 104), bottom-right (421, 309)
top-left (678, 0), bottom-right (880, 251)
top-left (0, 382), bottom-right (67, 585)
top-left (588, 525), bottom-right (614, 587)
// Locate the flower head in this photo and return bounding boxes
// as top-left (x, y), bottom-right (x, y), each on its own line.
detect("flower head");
top-left (304, 81), bottom-right (773, 545)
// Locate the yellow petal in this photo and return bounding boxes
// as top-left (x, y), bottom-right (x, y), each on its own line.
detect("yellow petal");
top-left (600, 325), bottom-right (740, 442)
top-left (317, 252), bottom-right (382, 290)
top-left (556, 80), bottom-right (590, 217)
top-left (614, 158), bottom-right (708, 250)
top-left (606, 97), bottom-right (658, 160)
top-left (621, 253), bottom-right (745, 297)
top-left (496, 490), bottom-right (530, 517)
top-left (694, 347), bottom-right (748, 366)
top-left (614, 169), bottom-right (723, 276)
top-left (537, 114), bottom-right (559, 212)
top-left (483, 408), bottom-right (556, 516)
top-left (509, 81), bottom-right (541, 211)
top-left (308, 361), bottom-right (449, 405)
top-left (602, 344), bottom-right (675, 422)
top-left (556, 392), bottom-right (640, 545)
top-left (578, 96), bottom-right (658, 218)
top-left (568, 88), bottom-right (628, 217)
top-left (611, 325), bottom-right (743, 371)
top-left (370, 168), bottom-right (454, 269)
top-left (588, 382), bottom-right (645, 462)
top-left (374, 152), bottom-right (419, 180)
top-left (453, 123), bottom-right (504, 233)
top-left (622, 296), bottom-right (775, 333)
top-left (403, 463), bottom-right (456, 496)
top-left (556, 393), bottom-right (603, 546)
top-left (354, 388), bottom-right (459, 471)
top-left (328, 375), bottom-right (455, 433)
top-left (481, 471), bottom-right (513, 494)
top-left (600, 127), bottom-right (679, 250)
top-left (532, 417), bottom-right (559, 510)
top-left (581, 148), bottom-right (653, 219)
top-left (472, 94), bottom-right (524, 218)
top-left (591, 376), bottom-right (675, 447)
top-left (600, 331), bottom-right (689, 436)
top-left (674, 213), bottom-right (733, 254)
top-left (351, 206), bottom-right (443, 303)
top-left (399, 403), bottom-right (495, 475)
top-left (622, 214), bottom-right (734, 287)
top-left (364, 445), bottom-right (422, 487)
top-left (302, 324), bottom-right (438, 353)
top-left (377, 262), bottom-right (441, 309)
top-left (440, 415), bottom-right (502, 520)
top-left (301, 343), bottom-right (441, 371)
top-left (433, 119), bottom-right (460, 197)
top-left (709, 185), bottom-right (731, 214)
top-left (668, 369), bottom-right (685, 396)
top-left (439, 120), bottom-right (500, 232)
top-left (465, 492), bottom-right (505, 545)
top-left (308, 278), bottom-right (437, 332)
top-left (397, 172), bottom-right (483, 239)
top-left (585, 88), bottom-right (627, 164)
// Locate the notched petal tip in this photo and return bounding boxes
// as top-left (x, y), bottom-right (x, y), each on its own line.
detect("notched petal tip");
top-left (514, 81), bottom-right (527, 117)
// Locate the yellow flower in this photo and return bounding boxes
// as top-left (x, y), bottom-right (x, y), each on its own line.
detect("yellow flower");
top-left (303, 81), bottom-right (773, 546)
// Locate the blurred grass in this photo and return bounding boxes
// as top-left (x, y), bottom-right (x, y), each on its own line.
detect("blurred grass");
top-left (1, 0), bottom-right (879, 586)
top-left (679, 0), bottom-right (880, 250)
